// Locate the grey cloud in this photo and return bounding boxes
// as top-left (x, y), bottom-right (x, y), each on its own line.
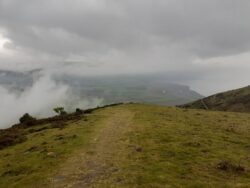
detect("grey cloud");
top-left (1, 0), bottom-right (249, 57)
top-left (0, 0), bottom-right (249, 94)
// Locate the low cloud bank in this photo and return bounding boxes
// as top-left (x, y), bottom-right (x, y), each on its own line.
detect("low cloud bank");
top-left (0, 74), bottom-right (102, 129)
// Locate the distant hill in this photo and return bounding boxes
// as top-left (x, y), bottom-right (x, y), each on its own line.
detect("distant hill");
top-left (179, 85), bottom-right (250, 112)
top-left (0, 69), bottom-right (39, 92)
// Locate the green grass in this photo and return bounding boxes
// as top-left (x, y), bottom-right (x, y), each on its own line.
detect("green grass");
top-left (0, 113), bottom-right (104, 188)
top-left (116, 104), bottom-right (250, 187)
top-left (0, 104), bottom-right (249, 187)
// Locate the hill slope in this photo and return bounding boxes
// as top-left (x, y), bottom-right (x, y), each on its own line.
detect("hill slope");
top-left (0, 104), bottom-right (249, 187)
top-left (180, 86), bottom-right (250, 112)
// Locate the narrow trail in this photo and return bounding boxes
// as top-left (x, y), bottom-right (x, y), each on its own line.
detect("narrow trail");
top-left (51, 107), bottom-right (134, 188)
top-left (201, 99), bottom-right (209, 110)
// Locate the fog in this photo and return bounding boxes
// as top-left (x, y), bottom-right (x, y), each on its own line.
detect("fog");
top-left (0, 74), bottom-right (102, 128)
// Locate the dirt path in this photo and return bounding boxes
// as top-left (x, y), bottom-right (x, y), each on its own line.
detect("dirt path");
top-left (51, 107), bottom-right (134, 188)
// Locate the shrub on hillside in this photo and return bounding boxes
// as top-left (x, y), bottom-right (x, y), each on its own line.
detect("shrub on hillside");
top-left (19, 113), bottom-right (36, 125)
top-left (53, 107), bottom-right (67, 116)
top-left (75, 108), bottom-right (84, 115)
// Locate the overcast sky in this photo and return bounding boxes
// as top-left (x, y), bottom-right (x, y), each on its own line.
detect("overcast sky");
top-left (0, 0), bottom-right (250, 95)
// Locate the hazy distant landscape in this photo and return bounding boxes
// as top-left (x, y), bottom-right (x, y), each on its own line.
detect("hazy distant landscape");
top-left (0, 69), bottom-right (203, 128)
top-left (0, 69), bottom-right (203, 106)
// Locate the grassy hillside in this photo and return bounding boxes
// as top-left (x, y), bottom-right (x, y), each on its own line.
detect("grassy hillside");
top-left (180, 86), bottom-right (250, 113)
top-left (0, 104), bottom-right (249, 187)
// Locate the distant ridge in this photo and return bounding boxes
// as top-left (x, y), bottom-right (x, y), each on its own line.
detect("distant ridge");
top-left (179, 85), bottom-right (250, 113)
